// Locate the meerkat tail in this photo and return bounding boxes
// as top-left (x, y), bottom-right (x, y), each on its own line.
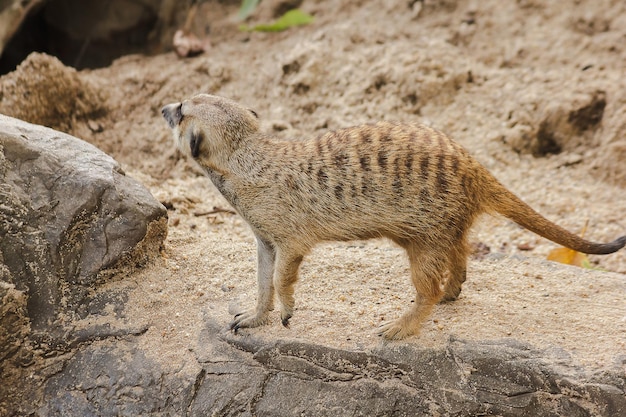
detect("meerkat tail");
top-left (488, 183), bottom-right (626, 255)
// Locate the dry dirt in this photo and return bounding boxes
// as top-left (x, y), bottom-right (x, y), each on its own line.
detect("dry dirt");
top-left (2, 0), bottom-right (625, 372)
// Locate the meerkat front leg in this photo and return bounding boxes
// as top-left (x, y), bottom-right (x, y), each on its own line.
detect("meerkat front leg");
top-left (230, 236), bottom-right (276, 331)
top-left (273, 248), bottom-right (304, 327)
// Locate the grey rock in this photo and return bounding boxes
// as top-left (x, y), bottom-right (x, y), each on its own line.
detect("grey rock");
top-left (184, 323), bottom-right (625, 417)
top-left (0, 114), bottom-right (167, 341)
top-left (0, 281), bottom-right (30, 366)
top-left (4, 316), bottom-right (624, 416)
top-left (41, 339), bottom-right (199, 417)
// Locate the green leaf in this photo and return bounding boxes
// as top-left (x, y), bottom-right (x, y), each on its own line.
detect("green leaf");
top-left (581, 258), bottom-right (593, 269)
top-left (238, 0), bottom-right (259, 21)
top-left (241, 9), bottom-right (314, 32)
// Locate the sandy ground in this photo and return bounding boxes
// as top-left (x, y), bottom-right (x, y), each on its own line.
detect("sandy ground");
top-left (3, 0), bottom-right (626, 371)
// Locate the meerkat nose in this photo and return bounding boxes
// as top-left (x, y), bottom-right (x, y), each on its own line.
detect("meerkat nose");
top-left (161, 103), bottom-right (182, 128)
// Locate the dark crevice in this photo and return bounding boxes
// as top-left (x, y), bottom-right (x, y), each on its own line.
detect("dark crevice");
top-left (0, 0), bottom-right (159, 75)
top-left (250, 372), bottom-right (272, 416)
top-left (186, 368), bottom-right (206, 416)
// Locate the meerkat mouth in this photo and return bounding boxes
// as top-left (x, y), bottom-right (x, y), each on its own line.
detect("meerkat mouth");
top-left (161, 103), bottom-right (182, 128)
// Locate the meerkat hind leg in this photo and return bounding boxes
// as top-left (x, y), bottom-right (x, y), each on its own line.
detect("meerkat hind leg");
top-left (441, 268), bottom-right (466, 302)
top-left (441, 242), bottom-right (469, 303)
top-left (378, 245), bottom-right (445, 340)
top-left (273, 248), bottom-right (304, 327)
top-left (230, 236), bottom-right (276, 332)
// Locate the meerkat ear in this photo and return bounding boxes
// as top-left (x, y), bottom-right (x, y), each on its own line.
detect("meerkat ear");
top-left (162, 103), bottom-right (183, 128)
top-left (248, 109), bottom-right (259, 118)
top-left (190, 131), bottom-right (203, 158)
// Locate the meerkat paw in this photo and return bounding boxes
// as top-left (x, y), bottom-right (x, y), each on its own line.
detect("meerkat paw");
top-left (280, 307), bottom-right (293, 328)
top-left (229, 309), bottom-right (270, 333)
top-left (440, 288), bottom-right (461, 303)
top-left (377, 319), bottom-right (416, 340)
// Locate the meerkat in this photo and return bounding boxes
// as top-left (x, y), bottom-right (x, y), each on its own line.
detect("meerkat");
top-left (161, 94), bottom-right (626, 340)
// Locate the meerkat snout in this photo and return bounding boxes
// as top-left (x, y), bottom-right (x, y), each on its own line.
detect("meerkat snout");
top-left (162, 103), bottom-right (182, 128)
top-left (161, 101), bottom-right (207, 158)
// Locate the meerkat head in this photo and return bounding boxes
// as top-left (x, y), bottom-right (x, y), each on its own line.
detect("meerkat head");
top-left (161, 94), bottom-right (260, 169)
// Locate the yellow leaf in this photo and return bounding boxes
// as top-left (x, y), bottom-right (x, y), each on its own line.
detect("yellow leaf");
top-left (546, 221), bottom-right (592, 268)
top-left (547, 247), bottom-right (591, 267)
top-left (547, 247), bottom-right (577, 264)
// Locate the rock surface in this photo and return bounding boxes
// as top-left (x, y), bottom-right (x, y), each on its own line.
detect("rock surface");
top-left (27, 318), bottom-right (626, 416)
top-left (0, 115), bottom-right (167, 413)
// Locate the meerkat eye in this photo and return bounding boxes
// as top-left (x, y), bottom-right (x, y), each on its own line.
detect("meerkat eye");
top-left (249, 109), bottom-right (259, 119)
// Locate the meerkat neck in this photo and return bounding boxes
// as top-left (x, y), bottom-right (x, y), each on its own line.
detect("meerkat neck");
top-left (220, 133), bottom-right (276, 175)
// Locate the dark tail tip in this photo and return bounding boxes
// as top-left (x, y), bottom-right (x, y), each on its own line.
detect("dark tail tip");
top-left (613, 235), bottom-right (626, 251)
top-left (588, 235), bottom-right (626, 255)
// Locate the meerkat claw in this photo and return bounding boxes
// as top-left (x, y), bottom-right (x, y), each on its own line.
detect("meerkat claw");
top-left (377, 320), bottom-right (412, 340)
top-left (229, 309), bottom-right (270, 332)
top-left (229, 320), bottom-right (240, 332)
top-left (281, 316), bottom-right (291, 328)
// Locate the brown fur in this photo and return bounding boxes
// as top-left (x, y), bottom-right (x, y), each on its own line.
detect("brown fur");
top-left (162, 94), bottom-right (625, 340)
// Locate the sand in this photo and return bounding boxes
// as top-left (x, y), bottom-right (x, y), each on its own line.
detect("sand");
top-left (4, 0), bottom-right (626, 371)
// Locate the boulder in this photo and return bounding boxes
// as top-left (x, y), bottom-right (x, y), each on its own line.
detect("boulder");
top-left (32, 318), bottom-right (626, 416)
top-left (0, 114), bottom-right (167, 342)
top-left (40, 339), bottom-right (200, 417)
